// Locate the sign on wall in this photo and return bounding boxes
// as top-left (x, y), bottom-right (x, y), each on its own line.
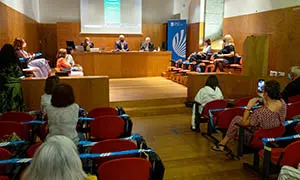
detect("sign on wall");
top-left (167, 20), bottom-right (187, 61)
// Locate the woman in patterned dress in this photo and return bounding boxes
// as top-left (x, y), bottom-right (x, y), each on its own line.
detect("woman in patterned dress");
top-left (0, 44), bottom-right (25, 114)
top-left (212, 80), bottom-right (286, 152)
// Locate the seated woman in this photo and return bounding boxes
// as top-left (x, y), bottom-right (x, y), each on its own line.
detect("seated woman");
top-left (56, 49), bottom-right (71, 72)
top-left (212, 80), bottom-right (286, 152)
top-left (81, 37), bottom-right (94, 51)
top-left (21, 135), bottom-right (87, 180)
top-left (14, 38), bottom-right (51, 77)
top-left (66, 47), bottom-right (75, 66)
top-left (188, 39), bottom-right (212, 63)
top-left (41, 76), bottom-right (60, 114)
top-left (191, 75), bottom-right (223, 131)
top-left (45, 83), bottom-right (80, 144)
top-left (212, 34), bottom-right (235, 72)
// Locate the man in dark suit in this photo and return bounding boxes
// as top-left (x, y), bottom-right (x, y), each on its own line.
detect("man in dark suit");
top-left (115, 35), bottom-right (129, 51)
top-left (140, 37), bottom-right (154, 52)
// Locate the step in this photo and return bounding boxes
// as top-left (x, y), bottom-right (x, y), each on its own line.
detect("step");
top-left (123, 104), bottom-right (191, 117)
top-left (110, 97), bottom-right (187, 108)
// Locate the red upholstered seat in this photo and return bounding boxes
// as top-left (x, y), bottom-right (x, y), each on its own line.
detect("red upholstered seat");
top-left (259, 141), bottom-right (300, 167)
top-left (287, 102), bottom-right (300, 120)
top-left (250, 127), bottom-right (285, 149)
top-left (98, 158), bottom-right (152, 180)
top-left (90, 116), bottom-right (125, 140)
top-left (288, 94), bottom-right (300, 103)
top-left (0, 176), bottom-right (9, 180)
top-left (202, 99), bottom-right (228, 118)
top-left (0, 121), bottom-right (28, 140)
top-left (0, 148), bottom-right (11, 175)
top-left (27, 143), bottom-right (42, 158)
top-left (217, 108), bottom-right (245, 129)
top-left (91, 139), bottom-right (137, 168)
top-left (1, 112), bottom-right (34, 123)
top-left (295, 124), bottom-right (300, 133)
top-left (89, 108), bottom-right (119, 118)
top-left (235, 97), bottom-right (252, 107)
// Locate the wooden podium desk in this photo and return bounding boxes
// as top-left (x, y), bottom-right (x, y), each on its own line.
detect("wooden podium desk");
top-left (21, 76), bottom-right (109, 111)
top-left (72, 51), bottom-right (172, 78)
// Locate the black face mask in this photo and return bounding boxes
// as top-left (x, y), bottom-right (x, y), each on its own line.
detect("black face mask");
top-left (120, 40), bottom-right (124, 42)
top-left (223, 40), bottom-right (226, 43)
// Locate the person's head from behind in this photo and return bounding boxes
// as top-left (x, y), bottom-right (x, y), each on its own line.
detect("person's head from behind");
top-left (263, 80), bottom-right (281, 102)
top-left (288, 66), bottom-right (300, 81)
top-left (66, 47), bottom-right (73, 55)
top-left (44, 76), bottom-right (60, 95)
top-left (205, 75), bottom-right (219, 90)
top-left (223, 34), bottom-right (234, 46)
top-left (145, 37), bottom-right (151, 44)
top-left (13, 38), bottom-right (26, 50)
top-left (51, 83), bottom-right (75, 108)
top-left (22, 135), bottom-right (86, 180)
top-left (204, 39), bottom-right (211, 46)
top-left (0, 44), bottom-right (18, 68)
top-left (119, 35), bottom-right (125, 42)
top-left (56, 48), bottom-right (67, 59)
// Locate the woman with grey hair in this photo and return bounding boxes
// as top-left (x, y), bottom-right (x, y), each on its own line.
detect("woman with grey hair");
top-left (22, 135), bottom-right (87, 180)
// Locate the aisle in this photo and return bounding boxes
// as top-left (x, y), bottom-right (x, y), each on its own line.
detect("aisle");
top-left (109, 77), bottom-right (187, 102)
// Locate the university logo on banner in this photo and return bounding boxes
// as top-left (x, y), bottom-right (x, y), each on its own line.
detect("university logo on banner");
top-left (167, 20), bottom-right (187, 61)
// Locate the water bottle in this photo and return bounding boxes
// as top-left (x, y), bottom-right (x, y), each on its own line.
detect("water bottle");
top-left (158, 46), bottom-right (160, 52)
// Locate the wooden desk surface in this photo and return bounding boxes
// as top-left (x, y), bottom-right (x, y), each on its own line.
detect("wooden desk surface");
top-left (21, 76), bottom-right (109, 111)
top-left (73, 51), bottom-right (171, 78)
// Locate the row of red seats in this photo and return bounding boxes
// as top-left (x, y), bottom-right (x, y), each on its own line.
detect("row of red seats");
top-left (0, 107), bottom-right (163, 180)
top-left (194, 95), bottom-right (300, 179)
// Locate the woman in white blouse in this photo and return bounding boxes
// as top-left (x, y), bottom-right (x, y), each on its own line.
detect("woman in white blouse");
top-left (40, 76), bottom-right (60, 114)
top-left (191, 75), bottom-right (223, 132)
top-left (45, 83), bottom-right (79, 144)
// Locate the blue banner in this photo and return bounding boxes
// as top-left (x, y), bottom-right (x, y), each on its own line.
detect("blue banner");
top-left (167, 20), bottom-right (187, 61)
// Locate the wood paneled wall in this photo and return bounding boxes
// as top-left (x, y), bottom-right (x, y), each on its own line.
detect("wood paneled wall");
top-left (0, 2), bottom-right (39, 52)
top-left (223, 6), bottom-right (300, 72)
top-left (187, 23), bottom-right (200, 56)
top-left (56, 22), bottom-right (167, 52)
top-left (39, 24), bottom-right (57, 62)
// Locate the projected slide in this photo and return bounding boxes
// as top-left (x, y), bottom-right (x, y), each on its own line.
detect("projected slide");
top-left (104, 0), bottom-right (120, 24)
top-left (80, 0), bottom-right (142, 34)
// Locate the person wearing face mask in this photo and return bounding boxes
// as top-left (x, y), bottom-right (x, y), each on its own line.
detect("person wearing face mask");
top-left (140, 37), bottom-right (154, 52)
top-left (212, 34), bottom-right (235, 72)
top-left (212, 80), bottom-right (286, 152)
top-left (281, 66), bottom-right (300, 103)
top-left (115, 35), bottom-right (129, 52)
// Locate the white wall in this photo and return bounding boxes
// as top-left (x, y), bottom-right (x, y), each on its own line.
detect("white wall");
top-left (224, 0), bottom-right (300, 18)
top-left (39, 0), bottom-right (80, 23)
top-left (189, 0), bottom-right (201, 23)
top-left (0, 0), bottom-right (40, 21)
top-left (173, 0), bottom-right (191, 20)
top-left (39, 0), bottom-right (174, 24)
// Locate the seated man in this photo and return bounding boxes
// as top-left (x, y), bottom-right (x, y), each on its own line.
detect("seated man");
top-left (140, 37), bottom-right (154, 52)
top-left (115, 35), bottom-right (129, 52)
top-left (81, 37), bottom-right (94, 51)
top-left (282, 66), bottom-right (300, 103)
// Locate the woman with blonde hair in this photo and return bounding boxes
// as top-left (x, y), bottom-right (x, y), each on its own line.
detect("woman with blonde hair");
top-left (56, 48), bottom-right (71, 71)
top-left (14, 38), bottom-right (51, 77)
top-left (21, 135), bottom-right (87, 180)
top-left (212, 34), bottom-right (235, 72)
